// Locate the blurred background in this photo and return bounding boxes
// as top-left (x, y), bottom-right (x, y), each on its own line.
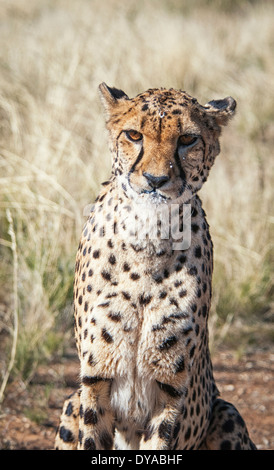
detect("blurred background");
top-left (0, 0), bottom-right (273, 449)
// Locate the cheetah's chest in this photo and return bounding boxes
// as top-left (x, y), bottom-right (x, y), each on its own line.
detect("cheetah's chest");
top-left (79, 256), bottom-right (205, 387)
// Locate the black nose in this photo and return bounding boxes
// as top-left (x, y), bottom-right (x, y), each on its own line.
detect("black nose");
top-left (143, 172), bottom-right (169, 189)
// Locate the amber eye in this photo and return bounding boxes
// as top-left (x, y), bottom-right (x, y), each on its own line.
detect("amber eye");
top-left (125, 130), bottom-right (143, 142)
top-left (178, 134), bottom-right (198, 146)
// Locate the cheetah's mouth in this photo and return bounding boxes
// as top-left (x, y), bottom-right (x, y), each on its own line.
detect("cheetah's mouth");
top-left (141, 188), bottom-right (169, 202)
top-left (124, 173), bottom-right (192, 204)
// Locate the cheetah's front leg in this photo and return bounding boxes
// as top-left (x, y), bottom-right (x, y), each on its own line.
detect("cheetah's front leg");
top-left (78, 376), bottom-right (115, 450)
top-left (139, 394), bottom-right (179, 450)
top-left (199, 399), bottom-right (257, 450)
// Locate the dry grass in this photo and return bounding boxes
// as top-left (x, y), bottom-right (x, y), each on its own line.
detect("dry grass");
top-left (0, 0), bottom-right (273, 386)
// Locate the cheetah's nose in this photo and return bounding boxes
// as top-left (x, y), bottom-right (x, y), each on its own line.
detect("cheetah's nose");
top-left (143, 172), bottom-right (169, 189)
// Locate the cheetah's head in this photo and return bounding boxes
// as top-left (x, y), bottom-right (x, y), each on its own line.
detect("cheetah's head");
top-left (99, 83), bottom-right (236, 205)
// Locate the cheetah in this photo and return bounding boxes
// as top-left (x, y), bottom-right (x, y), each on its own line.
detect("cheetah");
top-left (55, 84), bottom-right (256, 450)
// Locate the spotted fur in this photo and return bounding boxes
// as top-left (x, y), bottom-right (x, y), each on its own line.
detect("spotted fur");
top-left (55, 84), bottom-right (256, 450)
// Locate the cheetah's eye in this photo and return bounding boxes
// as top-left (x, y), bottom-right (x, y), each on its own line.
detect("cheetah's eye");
top-left (125, 130), bottom-right (143, 142)
top-left (178, 134), bottom-right (198, 146)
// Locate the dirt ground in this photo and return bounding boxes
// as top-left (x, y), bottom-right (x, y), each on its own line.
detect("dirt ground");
top-left (0, 347), bottom-right (273, 451)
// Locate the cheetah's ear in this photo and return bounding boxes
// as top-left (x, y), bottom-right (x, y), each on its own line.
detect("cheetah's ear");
top-left (98, 82), bottom-right (129, 114)
top-left (205, 97), bottom-right (237, 126)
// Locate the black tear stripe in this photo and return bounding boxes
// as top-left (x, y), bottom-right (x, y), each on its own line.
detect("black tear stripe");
top-left (174, 147), bottom-right (187, 181)
top-left (159, 114), bottom-right (163, 135)
top-left (177, 118), bottom-right (182, 135)
top-left (115, 130), bottom-right (125, 164)
top-left (201, 137), bottom-right (206, 163)
top-left (129, 146), bottom-right (144, 175)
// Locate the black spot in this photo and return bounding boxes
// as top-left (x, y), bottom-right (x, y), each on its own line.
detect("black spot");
top-left (188, 266), bottom-right (198, 276)
top-left (202, 304), bottom-right (208, 317)
top-left (84, 301), bottom-right (89, 312)
top-left (142, 103), bottom-right (149, 111)
top-left (191, 224), bottom-right (200, 233)
top-left (159, 335), bottom-right (177, 350)
top-left (159, 291), bottom-right (167, 299)
top-left (190, 345), bottom-right (195, 358)
top-left (84, 437), bottom-right (96, 450)
top-left (130, 272), bottom-right (140, 280)
top-left (106, 292), bottom-right (117, 298)
top-left (108, 312), bottom-right (122, 322)
top-left (185, 426), bottom-right (191, 441)
top-left (169, 311), bottom-right (189, 320)
top-left (222, 419), bottom-right (235, 433)
top-left (139, 294), bottom-right (152, 306)
top-left (101, 328), bottom-right (113, 343)
top-left (123, 262), bottom-right (130, 272)
top-left (122, 291), bottom-right (131, 300)
top-left (59, 426), bottom-right (74, 443)
top-left (175, 263), bottom-right (183, 272)
top-left (98, 193), bottom-right (106, 202)
top-left (93, 250), bottom-right (100, 258)
top-left (108, 254), bottom-right (116, 265)
top-left (98, 301), bottom-right (110, 308)
top-left (87, 284), bottom-right (92, 292)
top-left (78, 295), bottom-right (82, 305)
top-left (65, 402), bottom-right (73, 416)
top-left (88, 353), bottom-right (95, 366)
top-left (169, 297), bottom-right (179, 307)
top-left (220, 440), bottom-right (232, 450)
top-left (88, 269), bottom-right (93, 277)
top-left (99, 431), bottom-right (113, 450)
top-left (194, 246), bottom-right (202, 258)
top-left (84, 408), bottom-right (98, 425)
top-left (177, 254), bottom-right (187, 264)
top-left (101, 270), bottom-right (111, 281)
top-left (82, 272), bottom-right (86, 281)
top-left (179, 289), bottom-right (187, 298)
top-left (158, 421), bottom-right (172, 441)
top-left (130, 243), bottom-right (144, 252)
